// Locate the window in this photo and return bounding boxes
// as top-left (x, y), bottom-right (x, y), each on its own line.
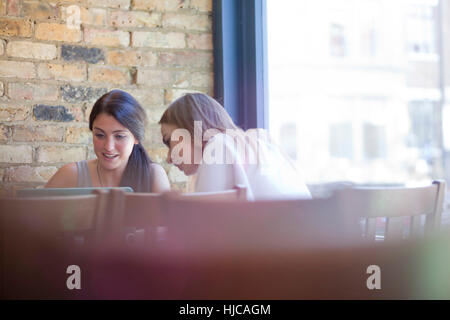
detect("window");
top-left (329, 123), bottom-right (354, 159)
top-left (279, 123), bottom-right (298, 160)
top-left (267, 0), bottom-right (445, 184)
top-left (407, 4), bottom-right (438, 55)
top-left (330, 23), bottom-right (348, 57)
top-left (363, 123), bottom-right (387, 159)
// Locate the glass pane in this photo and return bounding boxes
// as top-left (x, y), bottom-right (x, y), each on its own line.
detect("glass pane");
top-left (267, 0), bottom-right (444, 184)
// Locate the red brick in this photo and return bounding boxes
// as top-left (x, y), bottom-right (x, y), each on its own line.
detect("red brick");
top-left (88, 66), bottom-right (130, 85)
top-left (87, 0), bottom-right (130, 9)
top-left (56, 0), bottom-right (86, 3)
top-left (159, 51), bottom-right (213, 68)
top-left (37, 146), bottom-right (85, 163)
top-left (35, 22), bottom-right (82, 42)
top-left (22, 1), bottom-right (59, 20)
top-left (0, 105), bottom-right (30, 121)
top-left (61, 6), bottom-right (106, 26)
top-left (163, 13), bottom-right (211, 31)
top-left (132, 31), bottom-right (185, 49)
top-left (107, 49), bottom-right (158, 67)
top-left (8, 83), bottom-right (58, 101)
top-left (0, 18), bottom-right (32, 37)
top-left (146, 147), bottom-right (168, 163)
top-left (189, 0), bottom-right (212, 12)
top-left (132, 0), bottom-right (187, 11)
top-left (0, 124), bottom-right (10, 142)
top-left (0, 0), bottom-right (6, 15)
top-left (6, 41), bottom-right (57, 60)
top-left (0, 145), bottom-right (33, 163)
top-left (65, 126), bottom-right (92, 144)
top-left (0, 60), bottom-right (35, 78)
top-left (7, 0), bottom-right (20, 16)
top-left (110, 11), bottom-right (161, 28)
top-left (4, 165), bottom-right (58, 183)
top-left (38, 63), bottom-right (87, 82)
top-left (12, 124), bottom-right (65, 142)
top-left (126, 88), bottom-right (164, 107)
top-left (144, 124), bottom-right (165, 145)
top-left (145, 107), bottom-right (166, 124)
top-left (84, 28), bottom-right (130, 47)
top-left (187, 33), bottom-right (212, 50)
top-left (174, 71), bottom-right (213, 88)
top-left (82, 7), bottom-right (106, 26)
top-left (137, 69), bottom-right (174, 86)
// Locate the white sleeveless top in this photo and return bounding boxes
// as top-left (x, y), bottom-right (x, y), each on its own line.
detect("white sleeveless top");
top-left (194, 132), bottom-right (312, 201)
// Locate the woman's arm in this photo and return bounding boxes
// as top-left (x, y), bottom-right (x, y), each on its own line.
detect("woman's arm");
top-left (45, 163), bottom-right (78, 188)
top-left (150, 163), bottom-right (171, 193)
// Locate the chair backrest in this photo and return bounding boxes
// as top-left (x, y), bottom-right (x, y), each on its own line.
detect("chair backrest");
top-left (110, 232), bottom-right (450, 299)
top-left (88, 235), bottom-right (440, 299)
top-left (104, 189), bottom-right (164, 249)
top-left (162, 195), bottom-right (360, 254)
top-left (105, 186), bottom-right (248, 248)
top-left (0, 190), bottom-right (108, 299)
top-left (334, 180), bottom-right (446, 241)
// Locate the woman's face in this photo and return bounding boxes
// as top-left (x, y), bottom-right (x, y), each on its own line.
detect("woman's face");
top-left (93, 113), bottom-right (137, 171)
top-left (160, 123), bottom-right (200, 176)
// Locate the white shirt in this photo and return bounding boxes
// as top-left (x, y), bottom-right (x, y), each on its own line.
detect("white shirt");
top-left (194, 132), bottom-right (312, 200)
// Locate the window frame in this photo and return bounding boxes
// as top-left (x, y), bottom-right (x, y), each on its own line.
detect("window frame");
top-left (213, 0), bottom-right (268, 130)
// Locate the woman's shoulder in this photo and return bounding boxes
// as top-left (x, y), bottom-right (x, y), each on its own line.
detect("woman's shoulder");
top-left (149, 162), bottom-right (165, 174)
top-left (149, 163), bottom-right (171, 193)
top-left (45, 162), bottom-right (79, 188)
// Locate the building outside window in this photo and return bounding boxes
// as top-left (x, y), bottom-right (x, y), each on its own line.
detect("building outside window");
top-left (267, 0), bottom-right (446, 185)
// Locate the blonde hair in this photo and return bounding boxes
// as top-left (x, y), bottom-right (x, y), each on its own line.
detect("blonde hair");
top-left (160, 93), bottom-right (271, 168)
top-left (159, 93), bottom-right (240, 136)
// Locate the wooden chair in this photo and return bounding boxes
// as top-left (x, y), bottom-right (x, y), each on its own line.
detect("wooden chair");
top-left (334, 180), bottom-right (446, 241)
top-left (104, 186), bottom-right (247, 249)
top-left (88, 213), bottom-right (450, 299)
top-left (108, 237), bottom-right (440, 299)
top-left (0, 191), bottom-right (108, 299)
top-left (161, 195), bottom-right (361, 255)
top-left (87, 194), bottom-right (361, 299)
top-left (104, 189), bottom-right (163, 249)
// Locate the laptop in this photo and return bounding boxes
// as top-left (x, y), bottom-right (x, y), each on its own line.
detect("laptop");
top-left (16, 187), bottom-right (134, 197)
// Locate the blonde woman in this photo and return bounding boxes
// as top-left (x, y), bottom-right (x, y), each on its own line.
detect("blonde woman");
top-left (159, 93), bottom-right (311, 200)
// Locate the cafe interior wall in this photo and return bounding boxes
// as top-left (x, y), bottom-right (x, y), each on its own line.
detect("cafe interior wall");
top-left (0, 0), bottom-right (214, 195)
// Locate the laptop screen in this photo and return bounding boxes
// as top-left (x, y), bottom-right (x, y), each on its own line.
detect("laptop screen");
top-left (16, 187), bottom-right (134, 197)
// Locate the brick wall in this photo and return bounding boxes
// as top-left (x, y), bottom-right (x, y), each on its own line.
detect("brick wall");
top-left (0, 0), bottom-right (214, 195)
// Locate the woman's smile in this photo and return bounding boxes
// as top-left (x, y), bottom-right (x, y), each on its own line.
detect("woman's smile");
top-left (93, 113), bottom-right (137, 171)
top-left (102, 152), bottom-right (119, 161)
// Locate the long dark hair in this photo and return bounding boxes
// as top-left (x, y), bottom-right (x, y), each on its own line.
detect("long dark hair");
top-left (89, 89), bottom-right (153, 192)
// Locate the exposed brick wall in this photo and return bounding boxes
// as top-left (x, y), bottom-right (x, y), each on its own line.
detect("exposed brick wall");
top-left (0, 0), bottom-right (214, 195)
